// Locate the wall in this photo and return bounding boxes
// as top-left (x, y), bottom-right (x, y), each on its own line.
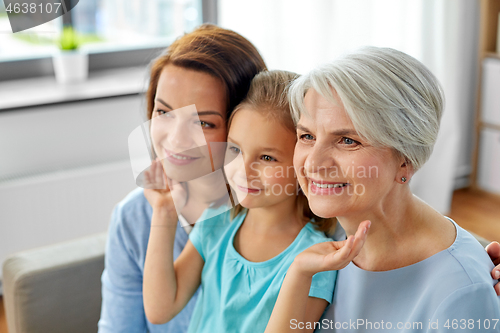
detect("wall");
top-left (0, 95), bottom-right (144, 280)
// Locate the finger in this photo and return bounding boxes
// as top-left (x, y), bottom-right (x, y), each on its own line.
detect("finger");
top-left (323, 236), bottom-right (354, 270)
top-left (157, 160), bottom-right (171, 191)
top-left (144, 169), bottom-right (151, 187)
top-left (164, 173), bottom-right (172, 192)
top-left (147, 160), bottom-right (158, 189)
top-left (336, 235), bottom-right (355, 261)
top-left (155, 161), bottom-right (165, 189)
top-left (491, 265), bottom-right (500, 281)
top-left (495, 282), bottom-right (500, 297)
top-left (330, 238), bottom-right (349, 251)
top-left (346, 220), bottom-right (371, 262)
top-left (486, 241), bottom-right (500, 266)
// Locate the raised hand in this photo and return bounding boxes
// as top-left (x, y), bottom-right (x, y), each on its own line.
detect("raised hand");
top-left (293, 220), bottom-right (371, 276)
top-left (143, 159), bottom-right (187, 224)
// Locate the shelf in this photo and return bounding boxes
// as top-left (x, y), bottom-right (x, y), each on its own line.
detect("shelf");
top-left (472, 0), bottom-right (500, 192)
top-left (480, 122), bottom-right (500, 132)
top-left (0, 66), bottom-right (149, 112)
top-left (485, 52), bottom-right (500, 59)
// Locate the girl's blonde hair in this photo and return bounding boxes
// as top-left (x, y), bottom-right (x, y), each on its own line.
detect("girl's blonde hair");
top-left (227, 70), bottom-right (336, 234)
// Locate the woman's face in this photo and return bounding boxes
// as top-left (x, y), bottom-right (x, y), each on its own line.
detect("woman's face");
top-left (150, 64), bottom-right (227, 182)
top-left (293, 88), bottom-right (403, 219)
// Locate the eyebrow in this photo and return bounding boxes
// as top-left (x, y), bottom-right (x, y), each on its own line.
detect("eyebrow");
top-left (261, 147), bottom-right (283, 154)
top-left (227, 136), bottom-right (240, 145)
top-left (296, 124), bottom-right (309, 132)
top-left (198, 111), bottom-right (224, 118)
top-left (155, 98), bottom-right (223, 118)
top-left (330, 129), bottom-right (359, 137)
top-left (297, 124), bottom-right (358, 137)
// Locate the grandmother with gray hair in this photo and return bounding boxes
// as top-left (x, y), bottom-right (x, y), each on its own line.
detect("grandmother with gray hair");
top-left (265, 47), bottom-right (500, 333)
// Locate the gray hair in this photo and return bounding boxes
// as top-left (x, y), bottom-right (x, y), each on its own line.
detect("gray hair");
top-left (289, 46), bottom-right (444, 171)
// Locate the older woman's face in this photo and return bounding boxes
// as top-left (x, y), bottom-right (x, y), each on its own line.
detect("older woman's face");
top-left (150, 64), bottom-right (227, 182)
top-left (293, 88), bottom-right (403, 219)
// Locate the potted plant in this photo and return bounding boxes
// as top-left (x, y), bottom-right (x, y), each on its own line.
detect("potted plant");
top-left (52, 17), bottom-right (88, 84)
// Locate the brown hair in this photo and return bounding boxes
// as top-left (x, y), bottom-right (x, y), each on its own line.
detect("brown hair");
top-left (228, 70), bottom-right (336, 234)
top-left (146, 24), bottom-right (267, 120)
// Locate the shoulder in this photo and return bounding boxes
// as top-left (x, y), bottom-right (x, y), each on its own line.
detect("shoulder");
top-left (109, 187), bottom-right (153, 246)
top-left (189, 207), bottom-right (234, 258)
top-left (417, 222), bottom-right (498, 313)
top-left (432, 282), bottom-right (500, 322)
top-left (302, 222), bottom-right (332, 243)
top-left (191, 205), bottom-right (233, 234)
top-left (114, 187), bottom-right (152, 221)
top-left (445, 222), bottom-right (495, 285)
top-left (303, 224), bottom-right (337, 302)
top-left (105, 188), bottom-right (154, 267)
top-left (283, 222), bottom-right (332, 259)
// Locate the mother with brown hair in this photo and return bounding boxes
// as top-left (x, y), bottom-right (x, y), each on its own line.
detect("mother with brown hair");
top-left (97, 24), bottom-right (266, 333)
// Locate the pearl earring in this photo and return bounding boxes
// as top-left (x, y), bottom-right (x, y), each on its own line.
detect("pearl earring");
top-left (401, 177), bottom-right (407, 183)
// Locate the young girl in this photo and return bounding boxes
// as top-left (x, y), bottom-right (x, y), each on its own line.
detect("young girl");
top-left (143, 70), bottom-right (368, 333)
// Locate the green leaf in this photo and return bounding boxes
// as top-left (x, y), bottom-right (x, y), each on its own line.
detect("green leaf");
top-left (59, 26), bottom-right (79, 50)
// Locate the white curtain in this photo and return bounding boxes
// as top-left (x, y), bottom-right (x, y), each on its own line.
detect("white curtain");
top-left (219, 0), bottom-right (479, 214)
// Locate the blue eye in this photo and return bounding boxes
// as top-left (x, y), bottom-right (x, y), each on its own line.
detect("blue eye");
top-left (228, 146), bottom-right (240, 154)
top-left (341, 137), bottom-right (360, 146)
top-left (300, 134), bottom-right (315, 141)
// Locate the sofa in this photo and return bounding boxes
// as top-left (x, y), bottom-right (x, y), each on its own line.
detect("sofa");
top-left (2, 233), bottom-right (107, 333)
top-left (1, 231), bottom-right (492, 333)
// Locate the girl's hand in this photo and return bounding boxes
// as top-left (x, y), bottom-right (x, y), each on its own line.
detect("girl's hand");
top-left (486, 241), bottom-right (500, 296)
top-left (293, 220), bottom-right (371, 277)
top-left (143, 159), bottom-right (187, 221)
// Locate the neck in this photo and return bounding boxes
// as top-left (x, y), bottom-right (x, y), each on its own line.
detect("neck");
top-left (245, 196), bottom-right (303, 235)
top-left (338, 185), bottom-right (454, 271)
top-left (180, 172), bottom-right (229, 224)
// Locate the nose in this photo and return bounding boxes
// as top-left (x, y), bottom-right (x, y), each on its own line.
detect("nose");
top-left (166, 118), bottom-right (197, 151)
top-left (303, 143), bottom-right (335, 178)
top-left (234, 156), bottom-right (249, 180)
top-left (232, 155), bottom-right (260, 182)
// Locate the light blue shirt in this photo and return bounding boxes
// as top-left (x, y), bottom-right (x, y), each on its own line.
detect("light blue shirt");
top-left (188, 209), bottom-right (337, 333)
top-left (98, 188), bottom-right (198, 333)
top-left (318, 220), bottom-right (500, 333)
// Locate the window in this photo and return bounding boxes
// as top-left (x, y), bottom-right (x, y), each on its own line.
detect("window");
top-left (0, 0), bottom-right (205, 65)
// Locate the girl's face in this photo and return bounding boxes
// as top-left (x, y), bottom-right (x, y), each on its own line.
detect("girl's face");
top-left (224, 109), bottom-right (298, 210)
top-left (150, 65), bottom-right (227, 182)
top-left (293, 88), bottom-right (403, 219)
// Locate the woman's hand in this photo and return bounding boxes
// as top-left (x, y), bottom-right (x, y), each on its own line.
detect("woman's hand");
top-left (293, 220), bottom-right (371, 277)
top-left (486, 241), bottom-right (500, 296)
top-left (143, 159), bottom-right (187, 224)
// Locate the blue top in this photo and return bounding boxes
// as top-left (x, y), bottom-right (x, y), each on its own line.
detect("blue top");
top-left (188, 209), bottom-right (337, 333)
top-left (318, 220), bottom-right (500, 333)
top-left (98, 188), bottom-right (199, 333)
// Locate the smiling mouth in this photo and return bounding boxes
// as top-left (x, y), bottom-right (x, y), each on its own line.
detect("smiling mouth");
top-left (235, 184), bottom-right (262, 193)
top-left (311, 181), bottom-right (348, 188)
top-left (165, 149), bottom-right (199, 160)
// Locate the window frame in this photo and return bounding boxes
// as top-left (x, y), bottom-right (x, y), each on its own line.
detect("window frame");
top-left (0, 0), bottom-right (217, 82)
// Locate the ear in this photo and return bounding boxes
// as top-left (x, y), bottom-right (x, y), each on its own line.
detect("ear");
top-left (396, 158), bottom-right (414, 184)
